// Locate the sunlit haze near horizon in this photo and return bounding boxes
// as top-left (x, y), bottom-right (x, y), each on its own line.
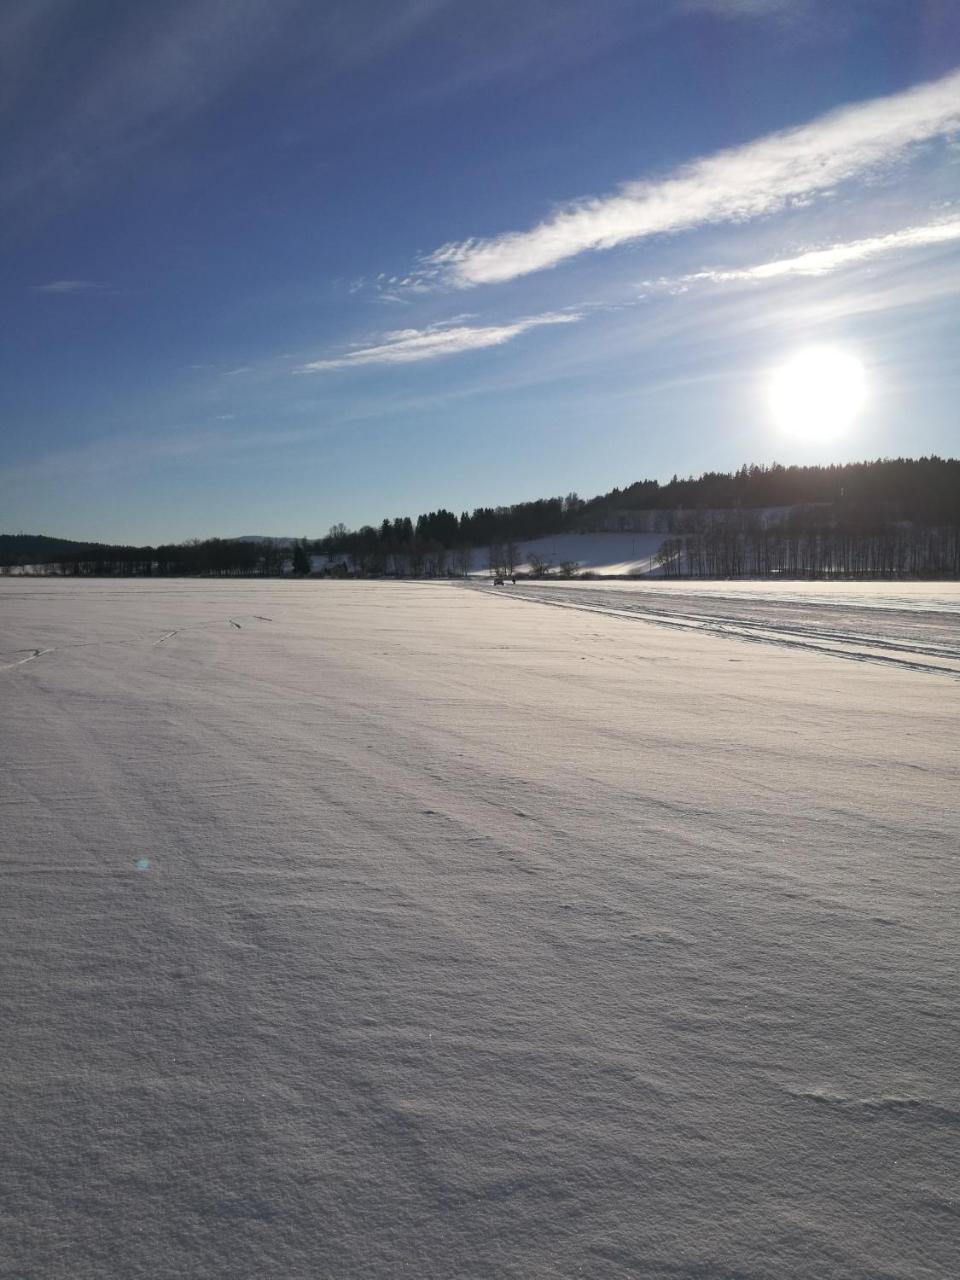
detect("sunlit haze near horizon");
top-left (1, 1), bottom-right (959, 543)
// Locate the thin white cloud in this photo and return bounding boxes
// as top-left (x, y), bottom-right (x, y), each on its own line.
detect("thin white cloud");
top-left (299, 312), bottom-right (581, 371)
top-left (679, 0), bottom-right (801, 16)
top-left (34, 278), bottom-right (112, 294)
top-left (422, 67), bottom-right (960, 287)
top-left (657, 217), bottom-right (960, 288)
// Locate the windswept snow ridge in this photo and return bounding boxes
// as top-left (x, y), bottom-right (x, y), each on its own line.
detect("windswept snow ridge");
top-left (1, 578), bottom-right (958, 1279)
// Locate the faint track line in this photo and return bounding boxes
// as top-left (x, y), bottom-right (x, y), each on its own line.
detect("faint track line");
top-left (468, 583), bottom-right (960, 679)
top-left (0, 647), bottom-right (54, 672)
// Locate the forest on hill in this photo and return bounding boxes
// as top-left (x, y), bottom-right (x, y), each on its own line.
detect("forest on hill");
top-left (3, 458), bottom-right (958, 578)
top-left (318, 457), bottom-right (960, 560)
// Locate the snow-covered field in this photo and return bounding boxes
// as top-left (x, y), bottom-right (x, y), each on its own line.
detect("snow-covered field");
top-left (2, 578), bottom-right (958, 1279)
top-left (472, 578), bottom-right (960, 677)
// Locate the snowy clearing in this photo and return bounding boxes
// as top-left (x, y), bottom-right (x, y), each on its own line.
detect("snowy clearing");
top-left (309, 531), bottom-right (670, 577)
top-left (1, 578), bottom-right (958, 1279)
top-left (468, 532), bottom-right (670, 576)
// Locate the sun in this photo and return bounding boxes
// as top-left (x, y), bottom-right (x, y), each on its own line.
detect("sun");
top-left (768, 346), bottom-right (867, 442)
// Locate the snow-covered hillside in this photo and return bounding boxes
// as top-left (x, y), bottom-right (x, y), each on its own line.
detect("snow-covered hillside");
top-left (2, 578), bottom-right (958, 1278)
top-left (468, 531), bottom-right (669, 576)
top-left (311, 531), bottom-right (669, 577)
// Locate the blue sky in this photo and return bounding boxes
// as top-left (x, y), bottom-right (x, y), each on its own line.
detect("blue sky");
top-left (1, 0), bottom-right (958, 542)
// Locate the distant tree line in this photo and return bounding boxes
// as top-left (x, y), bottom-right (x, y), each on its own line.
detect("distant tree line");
top-left (3, 458), bottom-right (958, 578)
top-left (310, 458), bottom-right (960, 578)
top-left (657, 507), bottom-right (960, 578)
top-left (314, 495), bottom-right (581, 576)
top-left (0, 535), bottom-right (293, 577)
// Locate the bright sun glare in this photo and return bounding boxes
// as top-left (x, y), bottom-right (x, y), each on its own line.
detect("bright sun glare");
top-left (769, 346), bottom-right (867, 442)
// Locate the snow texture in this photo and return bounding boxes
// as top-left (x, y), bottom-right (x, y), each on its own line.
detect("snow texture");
top-left (1, 577), bottom-right (958, 1279)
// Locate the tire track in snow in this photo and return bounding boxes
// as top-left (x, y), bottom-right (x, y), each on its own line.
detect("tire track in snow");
top-left (468, 583), bottom-right (960, 678)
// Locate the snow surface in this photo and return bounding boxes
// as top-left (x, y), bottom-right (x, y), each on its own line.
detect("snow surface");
top-left (1, 577), bottom-right (958, 1279)
top-left (471, 578), bottom-right (960, 678)
top-left (508, 576), bottom-right (960, 613)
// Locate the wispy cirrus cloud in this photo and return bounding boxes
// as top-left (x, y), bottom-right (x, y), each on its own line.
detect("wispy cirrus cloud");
top-left (653, 217), bottom-right (960, 290)
top-left (33, 278), bottom-right (112, 294)
top-left (420, 67), bottom-right (960, 288)
top-left (299, 311), bottom-right (581, 371)
top-left (679, 0), bottom-right (804, 16)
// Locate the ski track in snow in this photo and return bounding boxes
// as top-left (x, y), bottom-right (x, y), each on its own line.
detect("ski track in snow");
top-left (0, 577), bottom-right (958, 1279)
top-left (0, 645), bottom-right (54, 671)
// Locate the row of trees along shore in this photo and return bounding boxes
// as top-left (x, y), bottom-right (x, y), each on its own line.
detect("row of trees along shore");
top-left (3, 458), bottom-right (958, 578)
